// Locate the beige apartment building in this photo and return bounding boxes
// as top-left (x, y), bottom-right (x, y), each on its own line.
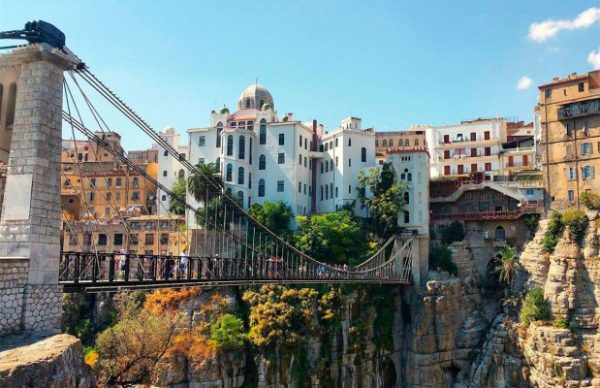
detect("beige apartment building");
top-left (538, 70), bottom-right (600, 207)
top-left (375, 126), bottom-right (427, 164)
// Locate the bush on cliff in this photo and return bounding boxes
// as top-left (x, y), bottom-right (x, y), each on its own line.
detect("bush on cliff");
top-left (561, 209), bottom-right (588, 243)
top-left (542, 212), bottom-right (564, 252)
top-left (520, 286), bottom-right (551, 326)
top-left (429, 246), bottom-right (458, 275)
top-left (439, 221), bottom-right (465, 245)
top-left (580, 191), bottom-right (600, 211)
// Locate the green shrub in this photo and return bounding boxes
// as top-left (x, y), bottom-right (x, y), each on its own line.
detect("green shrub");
top-left (561, 209), bottom-right (588, 243)
top-left (429, 246), bottom-right (458, 275)
top-left (440, 221), bottom-right (465, 245)
top-left (520, 286), bottom-right (551, 326)
top-left (580, 191), bottom-right (600, 210)
top-left (524, 214), bottom-right (540, 235)
top-left (542, 212), bottom-right (564, 252)
top-left (552, 315), bottom-right (570, 329)
top-left (209, 313), bottom-right (245, 352)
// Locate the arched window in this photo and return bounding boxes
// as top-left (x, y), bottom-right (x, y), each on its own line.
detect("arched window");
top-left (495, 226), bottom-right (506, 241)
top-left (259, 98), bottom-right (265, 109)
top-left (389, 139), bottom-right (393, 146)
top-left (400, 173), bottom-right (406, 180)
top-left (216, 123), bottom-right (223, 147)
top-left (248, 172), bottom-right (252, 189)
top-left (414, 138), bottom-right (419, 146)
top-left (361, 147), bottom-right (367, 162)
top-left (325, 185), bottom-right (329, 199)
top-left (330, 183), bottom-right (333, 199)
top-left (407, 173), bottom-right (412, 181)
top-left (226, 135), bottom-right (233, 156)
top-left (382, 139), bottom-right (387, 147)
top-left (404, 191), bottom-right (409, 204)
top-left (375, 139), bottom-right (379, 147)
top-left (404, 139), bottom-right (410, 146)
top-left (238, 135), bottom-right (245, 159)
top-left (259, 154), bottom-right (266, 170)
top-left (320, 162), bottom-right (324, 174)
top-left (215, 157), bottom-right (221, 172)
top-left (226, 187), bottom-right (232, 195)
top-left (6, 83), bottom-right (16, 129)
top-left (249, 138), bottom-right (253, 164)
top-left (245, 98), bottom-right (251, 109)
top-left (404, 211), bottom-right (410, 223)
top-left (178, 169), bottom-right (185, 178)
top-left (320, 185), bottom-right (323, 200)
top-left (237, 190), bottom-right (244, 205)
top-left (226, 163), bottom-right (232, 182)
top-left (238, 166), bottom-right (244, 185)
top-left (132, 177), bottom-right (139, 188)
top-left (259, 119), bottom-right (267, 144)
top-left (319, 144), bottom-right (324, 152)
top-left (258, 179), bottom-right (265, 197)
top-left (348, 138), bottom-right (352, 146)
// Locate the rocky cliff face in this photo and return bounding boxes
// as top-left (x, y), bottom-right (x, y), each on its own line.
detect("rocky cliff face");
top-left (469, 211), bottom-right (600, 388)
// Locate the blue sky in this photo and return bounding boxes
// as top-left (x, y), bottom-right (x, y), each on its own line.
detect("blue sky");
top-left (2, 1), bottom-right (600, 150)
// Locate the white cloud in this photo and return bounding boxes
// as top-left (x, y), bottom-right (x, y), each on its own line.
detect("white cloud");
top-left (528, 7), bottom-right (600, 42)
top-left (516, 76), bottom-right (533, 90)
top-left (590, 48), bottom-right (600, 70)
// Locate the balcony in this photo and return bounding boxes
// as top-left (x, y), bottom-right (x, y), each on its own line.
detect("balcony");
top-left (557, 98), bottom-right (600, 120)
top-left (431, 200), bottom-right (543, 222)
top-left (438, 137), bottom-right (498, 148)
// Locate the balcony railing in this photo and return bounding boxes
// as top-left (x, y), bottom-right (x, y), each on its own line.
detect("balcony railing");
top-left (431, 201), bottom-right (543, 221)
top-left (558, 98), bottom-right (600, 120)
top-left (438, 137), bottom-right (497, 147)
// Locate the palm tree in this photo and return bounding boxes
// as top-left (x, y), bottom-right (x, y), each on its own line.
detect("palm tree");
top-left (495, 244), bottom-right (516, 290)
top-left (187, 162), bottom-right (223, 203)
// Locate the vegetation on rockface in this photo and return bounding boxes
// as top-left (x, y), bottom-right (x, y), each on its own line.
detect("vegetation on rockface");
top-left (542, 212), bottom-right (564, 253)
top-left (561, 209), bottom-right (588, 243)
top-left (495, 245), bottom-right (517, 290)
top-left (524, 214), bottom-right (541, 236)
top-left (248, 201), bottom-right (293, 238)
top-left (439, 221), bottom-right (465, 245)
top-left (169, 177), bottom-right (187, 216)
top-left (357, 162), bottom-right (406, 239)
top-left (580, 191), bottom-right (600, 211)
top-left (552, 315), bottom-right (571, 329)
top-left (429, 246), bottom-right (458, 275)
top-left (520, 286), bottom-right (551, 327)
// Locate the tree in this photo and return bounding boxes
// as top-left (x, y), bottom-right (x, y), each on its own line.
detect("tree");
top-left (295, 210), bottom-right (368, 266)
top-left (495, 244), bottom-right (516, 289)
top-left (248, 201), bottom-right (294, 238)
top-left (580, 191), bottom-right (600, 210)
top-left (439, 221), bottom-right (465, 245)
top-left (357, 163), bottom-right (405, 239)
top-left (520, 286), bottom-right (550, 327)
top-left (209, 313), bottom-right (245, 352)
top-left (187, 162), bottom-right (223, 203)
top-left (169, 177), bottom-right (186, 216)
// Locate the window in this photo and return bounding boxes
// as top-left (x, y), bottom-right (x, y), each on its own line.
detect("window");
top-left (545, 88), bottom-right (552, 98)
top-left (567, 167), bottom-right (577, 181)
top-left (348, 158), bottom-right (352, 167)
top-left (116, 192), bottom-right (121, 201)
top-left (299, 154), bottom-right (302, 165)
top-left (335, 156), bottom-right (338, 166)
top-left (216, 125), bottom-right (222, 147)
top-left (484, 131), bottom-right (490, 140)
top-left (335, 186), bottom-right (339, 198)
top-left (403, 211), bottom-right (410, 224)
top-left (238, 135), bottom-right (245, 159)
top-left (335, 138), bottom-right (339, 147)
top-left (361, 147), bottom-right (366, 162)
top-left (116, 177), bottom-right (122, 187)
top-left (582, 166), bottom-right (595, 180)
top-left (259, 119), bottom-right (267, 144)
top-left (304, 138), bottom-right (307, 149)
top-left (199, 136), bottom-right (206, 146)
top-left (248, 173), bottom-right (252, 189)
top-left (299, 135), bottom-right (303, 146)
top-left (415, 139), bottom-right (419, 146)
top-left (404, 192), bottom-right (409, 204)
top-left (304, 184), bottom-right (307, 194)
top-left (485, 163), bottom-right (492, 172)
top-left (226, 164), bottom-right (232, 181)
top-left (581, 143), bottom-right (592, 154)
top-left (247, 121), bottom-right (254, 131)
top-left (348, 138), bottom-right (352, 146)
top-left (249, 138), bottom-right (253, 164)
top-left (568, 190), bottom-right (575, 203)
top-left (97, 234), bottom-right (107, 246)
top-left (90, 178), bottom-right (96, 187)
top-left (382, 139), bottom-right (387, 147)
top-left (407, 173), bottom-right (412, 181)
top-left (348, 185), bottom-right (352, 194)
top-left (495, 226), bottom-right (506, 241)
top-left (375, 140), bottom-right (379, 147)
top-left (159, 233), bottom-right (169, 245)
top-left (178, 169), bottom-right (184, 178)
top-left (330, 183), bottom-right (333, 199)
top-left (163, 150), bottom-right (168, 157)
top-left (404, 139), bottom-right (409, 146)
top-left (161, 195), bottom-right (167, 201)
top-left (259, 155), bottom-right (266, 170)
top-left (320, 185), bottom-right (323, 200)
top-left (277, 180), bottom-right (284, 192)
top-left (106, 192), bottom-right (112, 201)
top-left (321, 162), bottom-right (324, 174)
top-left (145, 234), bottom-right (154, 245)
top-left (484, 147), bottom-right (491, 156)
top-left (279, 133), bottom-right (285, 145)
top-left (104, 207), bottom-right (110, 217)
top-left (298, 181), bottom-right (302, 193)
top-left (114, 233), bottom-right (123, 245)
top-left (89, 192), bottom-right (95, 202)
top-left (304, 157), bottom-right (307, 168)
top-left (5, 83), bottom-right (16, 128)
top-left (278, 153), bottom-right (285, 164)
top-left (238, 167), bottom-right (245, 185)
top-left (578, 82), bottom-right (585, 93)
top-left (132, 191), bottom-right (140, 200)
top-left (130, 234), bottom-right (139, 245)
top-left (258, 179), bottom-right (265, 197)
top-left (237, 191), bottom-right (244, 205)
top-left (325, 185), bottom-right (329, 199)
top-left (216, 157), bottom-right (221, 171)
top-left (246, 98), bottom-right (251, 108)
top-left (227, 135), bottom-right (233, 156)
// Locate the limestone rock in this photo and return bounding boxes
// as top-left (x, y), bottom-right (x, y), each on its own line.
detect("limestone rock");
top-left (0, 334), bottom-right (94, 388)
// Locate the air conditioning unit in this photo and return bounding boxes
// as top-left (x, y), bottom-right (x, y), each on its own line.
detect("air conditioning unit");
top-left (482, 230), bottom-right (490, 239)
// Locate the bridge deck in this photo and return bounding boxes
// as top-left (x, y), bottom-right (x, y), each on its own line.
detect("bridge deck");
top-left (59, 252), bottom-right (412, 292)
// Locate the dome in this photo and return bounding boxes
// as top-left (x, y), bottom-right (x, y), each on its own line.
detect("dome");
top-left (238, 84), bottom-right (274, 111)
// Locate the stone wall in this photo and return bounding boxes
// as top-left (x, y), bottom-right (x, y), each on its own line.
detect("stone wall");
top-left (0, 258), bottom-right (28, 336)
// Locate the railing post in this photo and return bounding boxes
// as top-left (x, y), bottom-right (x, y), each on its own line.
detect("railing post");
top-left (109, 254), bottom-right (115, 283)
top-left (73, 253), bottom-right (80, 284)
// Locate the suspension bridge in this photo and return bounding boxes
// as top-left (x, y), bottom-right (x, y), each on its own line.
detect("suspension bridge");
top-left (0, 21), bottom-right (426, 337)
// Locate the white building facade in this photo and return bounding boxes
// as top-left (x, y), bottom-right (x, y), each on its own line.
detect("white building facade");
top-left (157, 127), bottom-right (188, 216)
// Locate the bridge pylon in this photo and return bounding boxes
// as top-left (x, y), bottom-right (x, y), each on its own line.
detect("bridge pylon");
top-left (0, 43), bottom-right (72, 337)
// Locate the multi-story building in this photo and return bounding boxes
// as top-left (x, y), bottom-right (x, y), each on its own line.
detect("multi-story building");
top-left (186, 84), bottom-right (377, 226)
top-left (538, 70), bottom-right (600, 208)
top-left (425, 118), bottom-right (507, 179)
top-left (375, 126), bottom-right (427, 165)
top-left (157, 127), bottom-right (189, 216)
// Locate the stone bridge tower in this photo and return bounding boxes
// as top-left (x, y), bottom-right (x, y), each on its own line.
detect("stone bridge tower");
top-left (0, 44), bottom-right (71, 337)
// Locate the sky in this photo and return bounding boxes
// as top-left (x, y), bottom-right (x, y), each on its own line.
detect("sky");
top-left (2, 1), bottom-right (600, 151)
